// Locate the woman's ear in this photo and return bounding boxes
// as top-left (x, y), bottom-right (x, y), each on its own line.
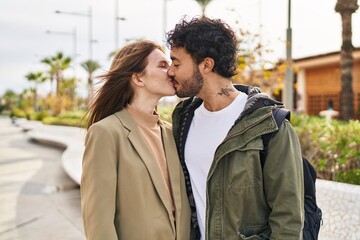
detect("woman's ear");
top-left (200, 57), bottom-right (215, 74)
top-left (131, 73), bottom-right (144, 87)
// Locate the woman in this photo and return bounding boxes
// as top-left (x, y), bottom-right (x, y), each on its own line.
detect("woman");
top-left (81, 40), bottom-right (190, 240)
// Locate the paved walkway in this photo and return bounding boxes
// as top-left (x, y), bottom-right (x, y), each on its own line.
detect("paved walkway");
top-left (23, 122), bottom-right (85, 185)
top-left (316, 180), bottom-right (360, 239)
top-left (2, 116), bottom-right (360, 239)
top-left (0, 117), bottom-right (85, 240)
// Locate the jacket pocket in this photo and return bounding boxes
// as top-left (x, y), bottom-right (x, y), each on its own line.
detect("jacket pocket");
top-left (238, 224), bottom-right (271, 240)
top-left (225, 149), bottom-right (263, 192)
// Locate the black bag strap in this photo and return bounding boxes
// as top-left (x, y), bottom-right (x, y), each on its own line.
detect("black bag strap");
top-left (260, 108), bottom-right (291, 169)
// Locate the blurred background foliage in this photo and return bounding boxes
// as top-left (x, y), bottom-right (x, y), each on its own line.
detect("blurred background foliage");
top-left (5, 106), bottom-right (360, 185)
top-left (291, 114), bottom-right (360, 185)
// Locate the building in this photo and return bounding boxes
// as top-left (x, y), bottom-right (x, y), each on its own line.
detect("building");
top-left (294, 48), bottom-right (360, 119)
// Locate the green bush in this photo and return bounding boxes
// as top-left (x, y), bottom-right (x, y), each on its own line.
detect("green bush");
top-left (10, 108), bottom-right (27, 118)
top-left (27, 111), bottom-right (51, 121)
top-left (336, 169), bottom-right (360, 185)
top-left (158, 107), bottom-right (174, 123)
top-left (58, 111), bottom-right (85, 119)
top-left (292, 114), bottom-right (360, 184)
top-left (42, 116), bottom-right (85, 128)
top-left (42, 111), bottom-right (86, 128)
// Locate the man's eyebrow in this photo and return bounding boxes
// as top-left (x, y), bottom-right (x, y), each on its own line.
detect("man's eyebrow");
top-left (170, 56), bottom-right (179, 61)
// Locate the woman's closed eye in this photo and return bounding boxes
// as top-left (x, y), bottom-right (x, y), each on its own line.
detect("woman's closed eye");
top-left (159, 61), bottom-right (169, 69)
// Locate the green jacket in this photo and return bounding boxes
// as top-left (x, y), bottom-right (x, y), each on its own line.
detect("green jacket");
top-left (172, 85), bottom-right (304, 240)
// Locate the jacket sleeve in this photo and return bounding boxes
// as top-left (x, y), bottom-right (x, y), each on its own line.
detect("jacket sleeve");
top-left (81, 124), bottom-right (118, 240)
top-left (263, 120), bottom-right (304, 240)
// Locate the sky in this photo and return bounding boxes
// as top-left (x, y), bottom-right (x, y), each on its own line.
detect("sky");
top-left (0, 0), bottom-right (359, 97)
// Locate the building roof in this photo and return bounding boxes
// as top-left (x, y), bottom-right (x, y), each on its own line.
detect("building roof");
top-left (294, 47), bottom-right (360, 69)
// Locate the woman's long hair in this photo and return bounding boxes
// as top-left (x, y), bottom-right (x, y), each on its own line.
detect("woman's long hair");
top-left (85, 40), bottom-right (162, 129)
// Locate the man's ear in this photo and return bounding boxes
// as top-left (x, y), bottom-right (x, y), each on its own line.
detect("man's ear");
top-left (200, 57), bottom-right (215, 74)
top-left (131, 73), bottom-right (144, 87)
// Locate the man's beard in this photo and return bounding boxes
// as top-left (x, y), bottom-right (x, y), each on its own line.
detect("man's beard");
top-left (175, 64), bottom-right (204, 98)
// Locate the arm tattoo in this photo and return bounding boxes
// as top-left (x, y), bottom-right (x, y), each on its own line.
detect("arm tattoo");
top-left (217, 87), bottom-right (235, 96)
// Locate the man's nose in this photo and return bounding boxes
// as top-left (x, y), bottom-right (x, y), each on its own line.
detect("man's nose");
top-left (167, 66), bottom-right (174, 77)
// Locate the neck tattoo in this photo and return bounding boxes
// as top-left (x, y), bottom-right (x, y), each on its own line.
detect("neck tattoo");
top-left (217, 87), bottom-right (235, 97)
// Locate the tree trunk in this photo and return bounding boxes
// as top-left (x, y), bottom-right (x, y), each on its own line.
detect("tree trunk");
top-left (55, 71), bottom-right (62, 115)
top-left (34, 87), bottom-right (38, 112)
top-left (87, 75), bottom-right (93, 105)
top-left (335, 0), bottom-right (359, 120)
top-left (49, 77), bottom-right (54, 96)
top-left (339, 11), bottom-right (354, 120)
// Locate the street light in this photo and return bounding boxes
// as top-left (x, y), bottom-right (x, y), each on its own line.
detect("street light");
top-left (163, 0), bottom-right (168, 39)
top-left (284, 0), bottom-right (294, 112)
top-left (114, 0), bottom-right (127, 50)
top-left (163, 0), bottom-right (172, 54)
top-left (55, 7), bottom-right (94, 61)
top-left (45, 28), bottom-right (77, 74)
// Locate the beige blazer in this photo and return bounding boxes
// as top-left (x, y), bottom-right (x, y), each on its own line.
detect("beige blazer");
top-left (81, 109), bottom-right (190, 240)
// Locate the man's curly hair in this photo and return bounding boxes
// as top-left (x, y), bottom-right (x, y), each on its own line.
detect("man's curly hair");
top-left (166, 17), bottom-right (238, 78)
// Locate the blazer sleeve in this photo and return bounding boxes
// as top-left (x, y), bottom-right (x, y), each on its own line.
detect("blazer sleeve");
top-left (263, 120), bottom-right (304, 240)
top-left (81, 123), bottom-right (118, 240)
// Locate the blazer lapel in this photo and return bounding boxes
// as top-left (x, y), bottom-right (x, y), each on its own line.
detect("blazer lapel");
top-left (114, 110), bottom-right (174, 222)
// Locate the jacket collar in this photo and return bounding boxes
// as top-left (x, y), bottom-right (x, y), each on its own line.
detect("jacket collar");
top-left (179, 84), bottom-right (283, 118)
top-left (238, 85), bottom-right (283, 118)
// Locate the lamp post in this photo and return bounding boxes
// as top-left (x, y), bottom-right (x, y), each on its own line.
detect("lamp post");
top-left (284, 0), bottom-right (294, 112)
top-left (55, 7), bottom-right (93, 61)
top-left (163, 0), bottom-right (168, 39)
top-left (163, 0), bottom-right (173, 54)
top-left (114, 0), bottom-right (127, 50)
top-left (45, 28), bottom-right (78, 74)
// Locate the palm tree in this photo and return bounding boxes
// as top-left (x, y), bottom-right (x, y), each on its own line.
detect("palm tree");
top-left (41, 52), bottom-right (71, 98)
top-left (61, 77), bottom-right (78, 111)
top-left (39, 60), bottom-right (56, 96)
top-left (81, 60), bottom-right (101, 102)
top-left (41, 52), bottom-right (71, 115)
top-left (195, 0), bottom-right (213, 17)
top-left (25, 71), bottom-right (47, 111)
top-left (335, 0), bottom-right (359, 120)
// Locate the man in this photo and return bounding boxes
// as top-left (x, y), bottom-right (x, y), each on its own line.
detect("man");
top-left (166, 17), bottom-right (304, 240)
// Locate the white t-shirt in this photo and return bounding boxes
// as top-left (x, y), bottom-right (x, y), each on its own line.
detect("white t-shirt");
top-left (184, 92), bottom-right (247, 240)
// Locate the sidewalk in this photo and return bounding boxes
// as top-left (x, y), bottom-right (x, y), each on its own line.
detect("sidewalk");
top-left (25, 122), bottom-right (85, 185)
top-left (0, 117), bottom-right (85, 240)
